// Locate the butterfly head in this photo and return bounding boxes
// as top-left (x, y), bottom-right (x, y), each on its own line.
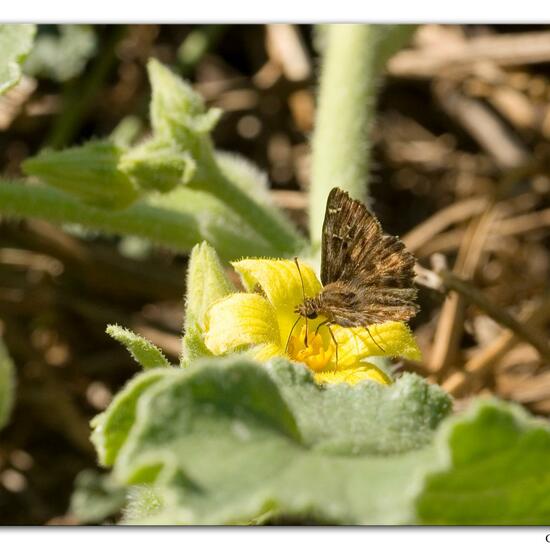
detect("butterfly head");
top-left (294, 299), bottom-right (319, 320)
top-left (292, 257), bottom-right (320, 321)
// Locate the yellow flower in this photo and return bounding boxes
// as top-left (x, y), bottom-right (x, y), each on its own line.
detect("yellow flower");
top-left (204, 258), bottom-right (421, 385)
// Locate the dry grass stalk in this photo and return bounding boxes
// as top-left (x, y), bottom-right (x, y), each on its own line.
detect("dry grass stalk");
top-left (427, 207), bottom-right (498, 376)
top-left (434, 84), bottom-right (529, 169)
top-left (442, 296), bottom-right (550, 396)
top-left (389, 30), bottom-right (550, 79)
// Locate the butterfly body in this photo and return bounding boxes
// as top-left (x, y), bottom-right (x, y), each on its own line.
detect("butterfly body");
top-left (294, 188), bottom-right (419, 329)
top-left (296, 282), bottom-right (364, 325)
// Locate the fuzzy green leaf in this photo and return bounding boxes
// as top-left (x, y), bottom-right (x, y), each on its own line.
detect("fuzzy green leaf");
top-left (93, 358), bottom-right (450, 524)
top-left (0, 24), bottom-right (36, 95)
top-left (268, 358), bottom-right (451, 454)
top-left (416, 399), bottom-right (550, 525)
top-left (106, 325), bottom-right (171, 370)
top-left (69, 469), bottom-right (127, 524)
top-left (215, 151), bottom-right (274, 204)
top-left (91, 368), bottom-right (177, 467)
top-left (0, 338), bottom-right (16, 430)
top-left (92, 357), bottom-right (550, 525)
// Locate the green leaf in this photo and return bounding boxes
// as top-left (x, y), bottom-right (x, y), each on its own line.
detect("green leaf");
top-left (93, 357), bottom-right (550, 525)
top-left (0, 24), bottom-right (36, 95)
top-left (24, 25), bottom-right (96, 82)
top-left (0, 338), bottom-right (16, 430)
top-left (416, 399), bottom-right (550, 525)
top-left (69, 469), bottom-right (127, 524)
top-left (124, 484), bottom-right (164, 522)
top-left (106, 325), bottom-right (171, 370)
top-left (268, 358), bottom-right (451, 454)
top-left (23, 141), bottom-right (140, 209)
top-left (91, 368), bottom-right (177, 467)
top-left (181, 242), bottom-right (236, 363)
top-left (93, 358), bottom-right (450, 524)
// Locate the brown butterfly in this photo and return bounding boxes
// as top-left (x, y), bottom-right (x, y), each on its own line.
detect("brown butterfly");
top-left (292, 187), bottom-right (418, 353)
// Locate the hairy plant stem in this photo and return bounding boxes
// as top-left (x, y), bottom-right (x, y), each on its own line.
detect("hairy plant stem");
top-left (192, 150), bottom-right (306, 257)
top-left (309, 24), bottom-right (416, 250)
top-left (0, 181), bottom-right (262, 260)
top-left (0, 180), bottom-right (200, 247)
top-left (0, 177), bottom-right (302, 259)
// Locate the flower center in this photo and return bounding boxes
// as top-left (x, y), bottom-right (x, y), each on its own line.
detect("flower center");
top-left (286, 324), bottom-right (334, 372)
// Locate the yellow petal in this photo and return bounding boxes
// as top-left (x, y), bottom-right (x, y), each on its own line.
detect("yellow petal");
top-left (232, 258), bottom-right (322, 344)
top-left (332, 321), bottom-right (421, 366)
top-left (250, 343), bottom-right (282, 362)
top-left (204, 293), bottom-right (281, 355)
top-left (314, 364), bottom-right (392, 386)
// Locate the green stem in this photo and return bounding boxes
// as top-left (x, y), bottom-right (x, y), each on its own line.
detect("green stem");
top-left (46, 26), bottom-right (125, 149)
top-left (193, 152), bottom-right (306, 257)
top-left (0, 181), bottom-right (277, 260)
top-left (0, 336), bottom-right (16, 430)
top-left (309, 24), bottom-right (416, 249)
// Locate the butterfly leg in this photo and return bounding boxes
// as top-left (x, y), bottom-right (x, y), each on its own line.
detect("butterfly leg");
top-left (285, 315), bottom-right (302, 355)
top-left (314, 319), bottom-right (330, 336)
top-left (326, 324), bottom-right (339, 367)
top-left (365, 325), bottom-right (385, 353)
top-left (314, 320), bottom-right (339, 366)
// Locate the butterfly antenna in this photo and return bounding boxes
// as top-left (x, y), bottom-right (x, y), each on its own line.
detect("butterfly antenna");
top-left (294, 257), bottom-right (309, 347)
top-left (365, 325), bottom-right (385, 353)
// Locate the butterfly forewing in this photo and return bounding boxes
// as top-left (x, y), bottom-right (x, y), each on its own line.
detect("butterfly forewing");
top-left (318, 188), bottom-right (418, 326)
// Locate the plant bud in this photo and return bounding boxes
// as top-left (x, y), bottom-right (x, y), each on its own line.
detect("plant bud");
top-left (182, 241), bottom-right (235, 362)
top-left (23, 141), bottom-right (140, 209)
top-left (147, 58), bottom-right (221, 148)
top-left (119, 138), bottom-right (196, 193)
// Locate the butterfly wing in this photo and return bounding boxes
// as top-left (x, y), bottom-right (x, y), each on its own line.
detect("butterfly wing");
top-left (320, 187), bottom-right (418, 325)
